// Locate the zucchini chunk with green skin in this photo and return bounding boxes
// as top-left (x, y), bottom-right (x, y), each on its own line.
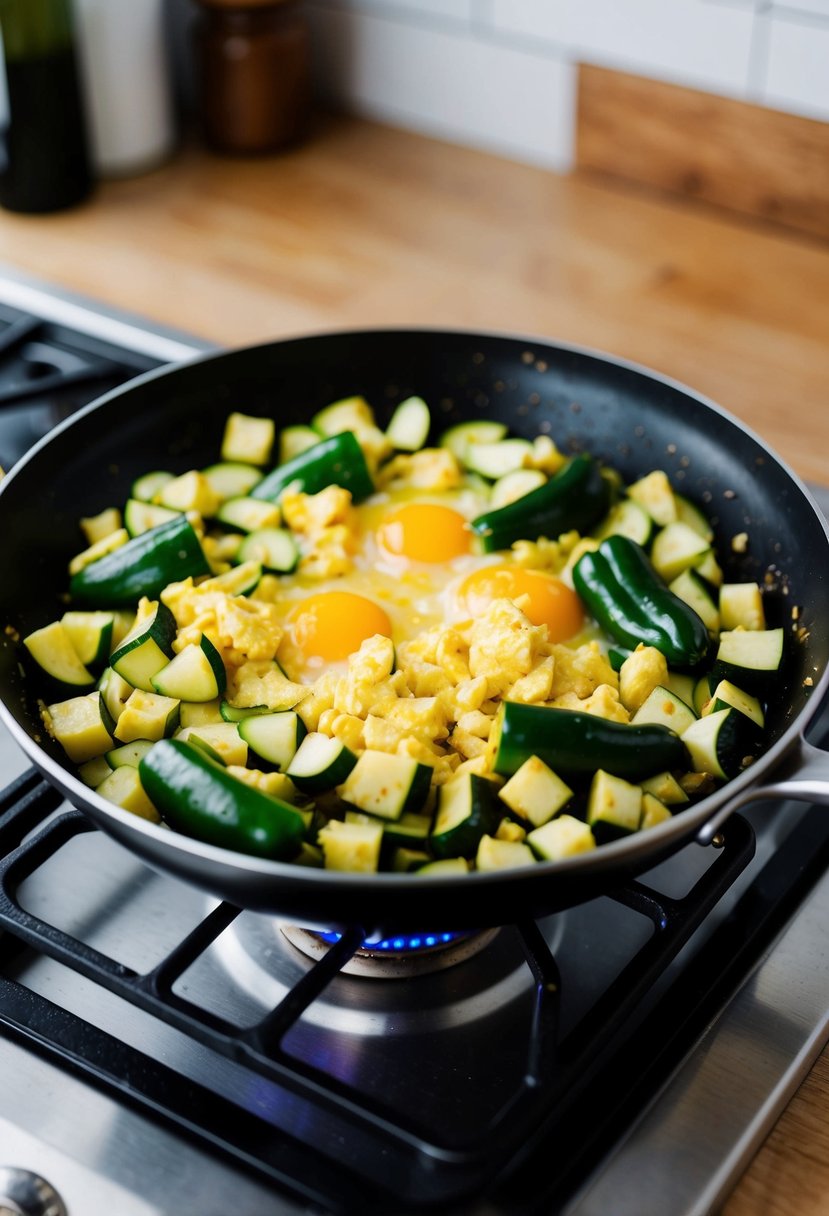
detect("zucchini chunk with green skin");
top-left (131, 469), bottom-right (173, 503)
top-left (177, 722), bottom-right (248, 767)
top-left (69, 514), bottom-right (210, 607)
top-left (151, 635), bottom-right (227, 702)
top-left (106, 739), bottom-right (155, 769)
top-left (201, 461), bottom-right (264, 502)
top-left (631, 686), bottom-right (697, 735)
top-left (650, 522), bottom-right (711, 583)
top-left (115, 690), bottom-right (180, 743)
top-left (123, 499), bottom-right (180, 538)
top-left (24, 621), bottom-right (95, 688)
top-left (707, 678), bottom-right (765, 728)
top-left (200, 560), bottom-right (262, 597)
top-left (238, 710), bottom-right (307, 770)
top-left (60, 611), bottom-right (114, 668)
top-left (379, 812), bottom-right (432, 850)
top-left (78, 755), bottom-right (112, 788)
top-left (719, 583), bottom-right (766, 632)
top-left (386, 396), bottom-right (431, 451)
top-left (440, 420), bottom-right (508, 464)
top-left (338, 750), bottom-right (432, 820)
top-left (491, 702), bottom-right (687, 782)
top-left (110, 601), bottom-right (177, 692)
top-left (475, 836), bottom-right (536, 871)
top-left (681, 707), bottom-right (763, 780)
top-left (526, 814), bottom-right (597, 861)
top-left (139, 739), bottom-right (305, 860)
top-left (430, 773), bottom-right (501, 858)
top-left (463, 438), bottom-right (533, 479)
top-left (279, 425), bottom-right (319, 464)
top-left (626, 470), bottom-right (677, 527)
top-left (215, 496), bottom-right (281, 534)
top-left (180, 699), bottom-right (224, 728)
top-left (392, 846), bottom-right (432, 872)
top-left (669, 568), bottom-right (720, 634)
top-left (586, 770), bottom-right (643, 843)
top-left (674, 494), bottom-right (714, 542)
top-left (471, 453), bottom-right (610, 553)
top-left (592, 499), bottom-right (654, 548)
top-left (710, 628), bottom-right (785, 696)
top-left (572, 534), bottom-right (709, 667)
top-left (640, 770), bottom-right (690, 806)
top-left (498, 756), bottom-right (573, 828)
top-left (219, 700), bottom-right (271, 723)
top-left (46, 692), bottom-right (113, 763)
top-left (96, 765), bottom-right (160, 822)
top-left (237, 527), bottom-right (299, 574)
top-left (640, 793), bottom-right (672, 830)
top-left (286, 732), bottom-right (358, 794)
top-left (317, 819), bottom-right (384, 873)
top-left (250, 430), bottom-right (374, 504)
top-left (99, 666), bottom-right (134, 722)
top-left (221, 412), bottom-right (275, 467)
top-left (489, 468), bottom-right (546, 510)
top-left (69, 528), bottom-right (129, 576)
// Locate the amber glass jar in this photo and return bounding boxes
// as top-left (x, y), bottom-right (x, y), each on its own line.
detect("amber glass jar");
top-left (194, 0), bottom-right (310, 154)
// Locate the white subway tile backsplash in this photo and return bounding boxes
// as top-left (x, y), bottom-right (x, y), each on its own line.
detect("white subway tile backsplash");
top-left (486, 0), bottom-right (756, 95)
top-left (763, 13), bottom-right (829, 116)
top-left (306, 5), bottom-right (576, 170)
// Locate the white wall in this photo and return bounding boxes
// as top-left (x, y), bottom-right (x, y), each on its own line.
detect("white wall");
top-left (303, 0), bottom-right (829, 170)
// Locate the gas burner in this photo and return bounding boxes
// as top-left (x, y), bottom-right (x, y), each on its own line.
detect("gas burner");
top-left (279, 923), bottom-right (500, 978)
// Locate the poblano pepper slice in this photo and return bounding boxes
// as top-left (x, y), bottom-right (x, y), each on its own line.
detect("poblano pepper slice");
top-left (573, 534), bottom-right (710, 667)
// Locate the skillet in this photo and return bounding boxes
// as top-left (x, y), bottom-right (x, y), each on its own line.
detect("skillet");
top-left (1, 327), bottom-right (828, 934)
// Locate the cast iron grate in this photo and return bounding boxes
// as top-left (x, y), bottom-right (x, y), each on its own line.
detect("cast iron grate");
top-left (0, 773), bottom-right (756, 1213)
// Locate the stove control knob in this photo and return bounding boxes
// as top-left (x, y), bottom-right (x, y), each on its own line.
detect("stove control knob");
top-left (0, 1168), bottom-right (67, 1216)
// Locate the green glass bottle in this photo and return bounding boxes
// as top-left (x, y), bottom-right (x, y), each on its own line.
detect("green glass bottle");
top-left (0, 0), bottom-right (92, 212)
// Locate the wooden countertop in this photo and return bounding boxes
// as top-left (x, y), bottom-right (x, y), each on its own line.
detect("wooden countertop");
top-left (1, 112), bottom-right (828, 1212)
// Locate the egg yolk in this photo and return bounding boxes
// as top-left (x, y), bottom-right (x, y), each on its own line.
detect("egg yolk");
top-left (280, 591), bottom-right (393, 671)
top-left (376, 502), bottom-right (471, 563)
top-left (455, 565), bottom-right (584, 643)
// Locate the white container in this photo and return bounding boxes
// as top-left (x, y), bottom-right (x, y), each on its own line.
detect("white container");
top-left (74, 0), bottom-right (175, 177)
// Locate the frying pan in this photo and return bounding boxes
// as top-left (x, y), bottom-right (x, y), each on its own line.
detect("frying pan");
top-left (1, 328), bottom-right (828, 934)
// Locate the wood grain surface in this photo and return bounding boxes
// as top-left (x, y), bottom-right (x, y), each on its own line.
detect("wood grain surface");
top-left (577, 64), bottom-right (829, 243)
top-left (0, 112), bottom-right (827, 1212)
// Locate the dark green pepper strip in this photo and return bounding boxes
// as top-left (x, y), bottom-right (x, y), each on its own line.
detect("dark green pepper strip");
top-left (139, 738), bottom-right (306, 860)
top-left (470, 454), bottom-right (611, 553)
top-left (492, 702), bottom-right (687, 781)
top-left (250, 430), bottom-right (374, 504)
top-left (70, 515), bottom-right (210, 608)
top-left (573, 534), bottom-right (710, 667)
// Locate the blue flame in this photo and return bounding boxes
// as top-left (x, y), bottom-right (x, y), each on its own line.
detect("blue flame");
top-left (317, 929), bottom-right (464, 953)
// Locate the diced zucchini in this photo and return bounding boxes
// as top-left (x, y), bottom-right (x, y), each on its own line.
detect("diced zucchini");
top-left (463, 438), bottom-right (533, 479)
top-left (216, 496), bottom-right (281, 533)
top-left (317, 819), bottom-right (384, 873)
top-left (68, 528), bottom-right (129, 576)
top-left (115, 690), bottom-right (180, 743)
top-left (380, 812), bottom-right (432, 850)
top-left (415, 857), bottom-right (470, 876)
top-left (626, 471), bottom-right (677, 527)
top-left (24, 621), bottom-right (94, 688)
top-left (665, 671), bottom-right (696, 709)
top-left (219, 701), bottom-right (271, 722)
top-left (238, 710), bottom-right (306, 770)
top-left (707, 678), bottom-right (765, 728)
top-left (132, 470), bottom-right (174, 503)
top-left (96, 765), bottom-right (160, 822)
top-left (78, 755), bottom-right (112, 787)
top-left (386, 396), bottom-right (431, 451)
top-left (221, 412), bottom-right (276, 466)
top-left (497, 755), bottom-right (573, 828)
top-left (123, 498), bottom-right (181, 538)
top-left (98, 666), bottom-right (134, 722)
top-left (179, 698), bottom-right (224, 728)
top-left (177, 722), bottom-right (249, 767)
top-left (681, 707), bottom-right (762, 780)
top-left (586, 770), bottom-right (643, 843)
top-left (593, 499), bottom-right (654, 547)
top-left (640, 770), bottom-right (689, 806)
top-left (696, 550), bottom-right (723, 587)
top-left (237, 527), bottom-right (299, 574)
top-left (650, 522), bottom-right (710, 583)
top-left (338, 750), bottom-right (431, 820)
top-left (693, 674), bottom-right (713, 716)
top-left (279, 425), bottom-right (320, 464)
top-left (60, 611), bottom-right (114, 668)
top-left (156, 470), bottom-right (219, 517)
top-left (440, 420), bottom-right (508, 464)
top-left (201, 461), bottom-right (264, 501)
top-left (526, 814), bottom-right (597, 861)
top-left (640, 793), bottom-right (672, 830)
top-left (674, 494), bottom-right (714, 542)
top-left (719, 583), bottom-right (765, 631)
top-left (669, 568), bottom-right (720, 633)
top-left (489, 468), bottom-right (546, 510)
top-left (151, 635), bottom-right (227, 702)
top-left (47, 692), bottom-right (114, 763)
top-left (286, 732), bottom-right (357, 794)
top-left (106, 739), bottom-right (155, 769)
top-left (110, 601), bottom-right (177, 692)
top-left (430, 773), bottom-right (500, 858)
top-left (80, 506), bottom-right (122, 545)
top-left (312, 395), bottom-right (375, 436)
top-left (110, 611), bottom-right (136, 653)
top-left (711, 628), bottom-right (785, 696)
top-left (391, 846), bottom-right (432, 872)
top-left (475, 835), bottom-right (536, 870)
top-left (198, 560), bottom-right (262, 597)
top-left (631, 686), bottom-right (697, 735)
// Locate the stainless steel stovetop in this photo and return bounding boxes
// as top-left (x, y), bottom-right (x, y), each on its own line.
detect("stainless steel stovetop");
top-left (0, 267), bottom-right (828, 1216)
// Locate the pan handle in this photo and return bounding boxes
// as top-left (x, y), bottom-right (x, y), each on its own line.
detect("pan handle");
top-left (696, 735), bottom-right (829, 846)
